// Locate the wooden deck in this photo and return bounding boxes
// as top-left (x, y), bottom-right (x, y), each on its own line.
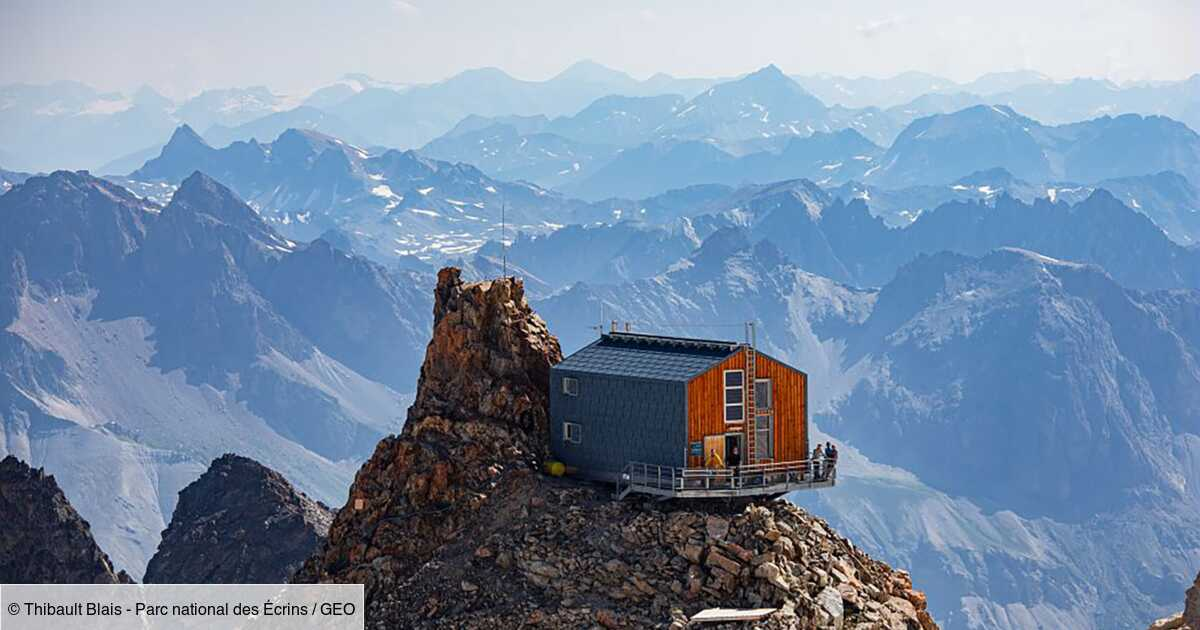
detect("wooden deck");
top-left (615, 459), bottom-right (836, 500)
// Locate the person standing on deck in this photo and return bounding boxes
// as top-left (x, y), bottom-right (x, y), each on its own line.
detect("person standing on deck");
top-left (825, 442), bottom-right (838, 480)
top-left (812, 443), bottom-right (824, 480)
top-left (707, 448), bottom-right (724, 469)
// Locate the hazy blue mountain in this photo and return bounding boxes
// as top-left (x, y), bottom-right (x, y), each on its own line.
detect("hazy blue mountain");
top-left (790, 70), bottom-right (1053, 110)
top-left (321, 61), bottom-right (705, 149)
top-left (1049, 113), bottom-right (1200, 184)
top-left (0, 82), bottom-right (292, 172)
top-left (809, 248), bottom-right (1200, 629)
top-left (838, 248), bottom-right (1197, 519)
top-left (203, 105), bottom-right (369, 148)
top-left (960, 69), bottom-right (1055, 94)
top-left (869, 107), bottom-right (1200, 188)
top-left (581, 182), bottom-right (734, 225)
top-left (870, 105), bottom-right (1051, 187)
top-left (438, 113), bottom-right (550, 139)
top-left (791, 71), bottom-right (958, 109)
top-left (562, 130), bottom-right (882, 200)
top-left (96, 145), bottom-right (164, 177)
top-left (831, 168), bottom-right (1200, 246)
top-left (831, 167), bottom-right (1064, 227)
top-left (993, 76), bottom-right (1200, 130)
top-left (1086, 171), bottom-right (1200, 245)
top-left (419, 122), bottom-right (620, 188)
top-left (545, 93), bottom-right (686, 145)
top-left (473, 218), bottom-right (700, 290)
top-left (871, 191), bottom-right (1200, 289)
top-left (659, 65), bottom-right (828, 142)
top-left (0, 168), bottom-right (31, 194)
top-left (561, 140), bottom-right (736, 200)
top-left (173, 86), bottom-right (291, 132)
top-left (418, 94), bottom-right (687, 189)
top-left (0, 171), bottom-right (429, 577)
top-left (738, 129), bottom-right (884, 184)
top-left (0, 81), bottom-right (177, 172)
top-left (125, 126), bottom-right (591, 262)
top-left (795, 70), bottom-right (1199, 133)
top-left (301, 73), bottom-right (414, 111)
top-left (690, 179), bottom-right (1200, 291)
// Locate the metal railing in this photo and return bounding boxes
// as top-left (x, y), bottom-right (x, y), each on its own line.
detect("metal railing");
top-left (616, 458), bottom-right (836, 499)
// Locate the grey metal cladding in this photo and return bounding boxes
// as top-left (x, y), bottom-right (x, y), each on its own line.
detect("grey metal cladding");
top-left (549, 368), bottom-right (687, 477)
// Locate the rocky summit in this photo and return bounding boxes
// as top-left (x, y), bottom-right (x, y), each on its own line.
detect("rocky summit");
top-left (144, 453), bottom-right (332, 584)
top-left (1149, 571), bottom-right (1200, 630)
top-left (0, 455), bottom-right (131, 583)
top-left (298, 267), bottom-right (935, 629)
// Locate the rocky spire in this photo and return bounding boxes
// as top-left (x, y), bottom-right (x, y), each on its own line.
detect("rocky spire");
top-left (408, 267), bottom-right (562, 442)
top-left (0, 456), bottom-right (131, 584)
top-left (296, 269), bottom-right (563, 589)
top-left (144, 454), bottom-right (332, 584)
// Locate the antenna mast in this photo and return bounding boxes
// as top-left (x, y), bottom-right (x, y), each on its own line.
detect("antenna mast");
top-left (501, 200), bottom-right (508, 279)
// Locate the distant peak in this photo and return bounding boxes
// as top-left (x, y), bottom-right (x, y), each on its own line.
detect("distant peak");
top-left (553, 59), bottom-right (632, 84)
top-left (746, 64), bottom-right (787, 80)
top-left (165, 171), bottom-right (291, 249)
top-left (173, 171), bottom-right (251, 216)
top-left (954, 167), bottom-right (1018, 185)
top-left (166, 124), bottom-right (209, 149)
top-left (133, 85), bottom-right (172, 108)
top-left (174, 171), bottom-right (238, 206)
top-left (1082, 187), bottom-right (1119, 205)
top-left (451, 67), bottom-right (514, 82)
top-left (693, 226), bottom-right (751, 263)
top-left (273, 127), bottom-right (338, 146)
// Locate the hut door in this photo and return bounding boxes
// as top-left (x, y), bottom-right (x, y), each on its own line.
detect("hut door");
top-left (703, 435), bottom-right (725, 468)
top-left (725, 433), bottom-right (743, 467)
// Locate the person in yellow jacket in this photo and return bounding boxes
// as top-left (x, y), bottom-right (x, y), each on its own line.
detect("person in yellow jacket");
top-left (706, 448), bottom-right (724, 469)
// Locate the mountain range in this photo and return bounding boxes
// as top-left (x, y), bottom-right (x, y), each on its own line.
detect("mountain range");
top-left (121, 124), bottom-right (597, 262)
top-left (550, 104), bottom-right (1200, 200)
top-left (0, 170), bottom-right (428, 577)
top-left (6, 62), bottom-right (1194, 176)
top-left (413, 68), bottom-right (1198, 201)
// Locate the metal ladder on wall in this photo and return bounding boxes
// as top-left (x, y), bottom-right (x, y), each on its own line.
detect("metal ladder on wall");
top-left (745, 322), bottom-right (757, 463)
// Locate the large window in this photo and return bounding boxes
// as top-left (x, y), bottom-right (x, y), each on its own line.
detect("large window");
top-left (755, 378), bottom-right (772, 409)
top-left (754, 379), bottom-right (773, 458)
top-left (562, 376), bottom-right (579, 396)
top-left (755, 414), bottom-right (773, 460)
top-left (563, 421), bottom-right (582, 444)
top-left (723, 369), bottom-right (744, 422)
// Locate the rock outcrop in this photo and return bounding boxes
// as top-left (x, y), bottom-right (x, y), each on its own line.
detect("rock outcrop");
top-left (0, 455), bottom-right (131, 583)
top-left (144, 453), bottom-right (332, 583)
top-left (298, 267), bottom-right (935, 629)
top-left (1150, 571), bottom-right (1200, 630)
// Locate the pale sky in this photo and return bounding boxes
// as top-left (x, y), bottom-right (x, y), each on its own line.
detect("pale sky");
top-left (3, 0), bottom-right (1197, 98)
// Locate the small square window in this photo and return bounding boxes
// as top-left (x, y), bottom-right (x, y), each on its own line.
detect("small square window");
top-left (562, 376), bottom-right (579, 396)
top-left (563, 421), bottom-right (582, 444)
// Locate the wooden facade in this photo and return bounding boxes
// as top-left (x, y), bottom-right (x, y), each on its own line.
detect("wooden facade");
top-left (685, 348), bottom-right (807, 468)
